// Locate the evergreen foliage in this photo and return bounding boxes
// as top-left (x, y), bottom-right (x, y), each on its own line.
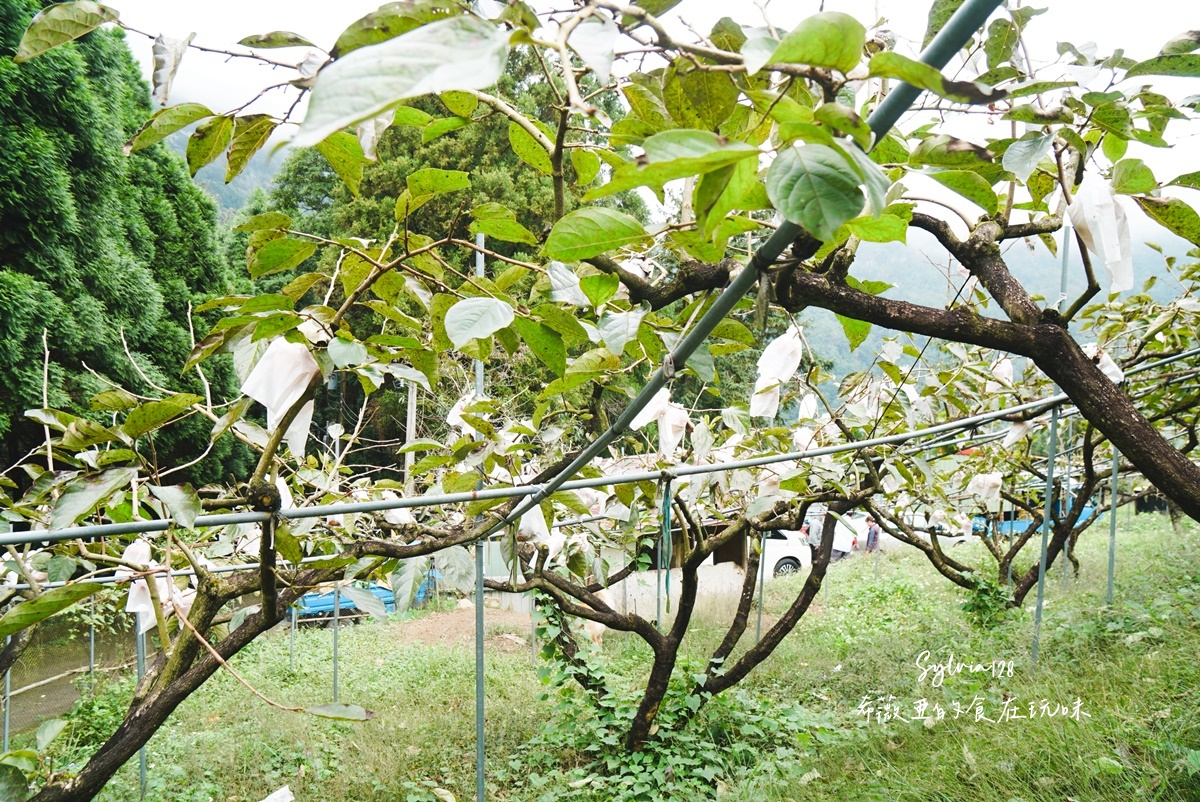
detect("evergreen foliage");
top-left (0, 1), bottom-right (249, 482)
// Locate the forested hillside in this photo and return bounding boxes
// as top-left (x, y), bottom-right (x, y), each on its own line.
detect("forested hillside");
top-left (0, 1), bottom-right (249, 482)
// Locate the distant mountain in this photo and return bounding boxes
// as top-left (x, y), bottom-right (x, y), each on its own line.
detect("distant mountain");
top-left (163, 131), bottom-right (281, 221)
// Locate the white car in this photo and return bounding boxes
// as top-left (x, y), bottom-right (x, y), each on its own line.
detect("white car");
top-left (762, 528), bottom-right (812, 577)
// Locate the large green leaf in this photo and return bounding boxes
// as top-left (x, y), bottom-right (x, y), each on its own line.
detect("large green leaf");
top-left (249, 238), bottom-right (318, 278)
top-left (511, 317), bottom-right (566, 376)
top-left (186, 115), bottom-right (233, 176)
top-left (571, 148), bottom-right (602, 185)
top-left (508, 121), bottom-right (553, 175)
top-left (123, 103), bottom-right (213, 154)
top-left (770, 12), bottom-right (865, 74)
top-left (294, 16), bottom-right (510, 148)
top-left (836, 315), bottom-right (872, 351)
top-left (984, 18), bottom-right (1018, 70)
top-left (330, 0), bottom-right (457, 57)
top-left (1125, 55), bottom-right (1200, 78)
top-left (396, 168), bottom-right (470, 218)
top-left (468, 217), bottom-right (538, 246)
top-left (148, 484), bottom-right (201, 530)
top-left (226, 115), bottom-right (276, 183)
top-left (1167, 170), bottom-right (1200, 190)
top-left (0, 760), bottom-right (28, 801)
top-left (1111, 159), bottom-right (1157, 195)
top-left (766, 143), bottom-right (864, 242)
top-left (122, 394), bottom-right (202, 440)
top-left (1134, 196), bottom-right (1200, 246)
top-left (14, 1), bottom-right (118, 63)
top-left (661, 61), bottom-right (739, 130)
top-left (908, 134), bottom-right (993, 168)
top-left (867, 53), bottom-right (1003, 105)
top-left (36, 719), bottom-right (68, 753)
top-left (584, 129), bottom-right (757, 200)
top-left (928, 170), bottom-right (999, 215)
top-left (341, 585), bottom-right (388, 619)
top-left (444, 297), bottom-right (515, 349)
top-left (1002, 132), bottom-right (1054, 183)
top-left (315, 132), bottom-right (369, 196)
top-left (544, 208), bottom-right (650, 261)
top-left (0, 582), bottom-right (104, 640)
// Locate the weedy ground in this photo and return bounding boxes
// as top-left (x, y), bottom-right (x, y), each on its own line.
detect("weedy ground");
top-left (39, 508), bottom-right (1200, 801)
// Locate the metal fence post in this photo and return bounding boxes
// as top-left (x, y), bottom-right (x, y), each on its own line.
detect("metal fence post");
top-left (755, 532), bottom-right (766, 643)
top-left (136, 615), bottom-right (146, 798)
top-left (332, 587), bottom-right (340, 702)
top-left (89, 594), bottom-right (96, 677)
top-left (474, 232), bottom-right (487, 802)
top-left (3, 637), bottom-right (9, 753)
top-left (1107, 448), bottom-right (1120, 605)
top-left (290, 605), bottom-right (297, 671)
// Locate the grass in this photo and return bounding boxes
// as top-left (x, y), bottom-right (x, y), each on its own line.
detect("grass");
top-left (50, 508), bottom-right (1200, 801)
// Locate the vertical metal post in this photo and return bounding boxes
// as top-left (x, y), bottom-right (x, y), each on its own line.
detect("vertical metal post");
top-left (1006, 493), bottom-right (1014, 590)
top-left (404, 380), bottom-right (418, 493)
top-left (1107, 448), bottom-right (1120, 605)
top-left (1032, 225), bottom-right (1071, 671)
top-left (89, 594), bottom-right (96, 676)
top-left (474, 232), bottom-right (486, 802)
top-left (136, 615), bottom-right (146, 798)
top-left (3, 637), bottom-right (9, 753)
top-left (656, 531), bottom-right (663, 633)
top-left (290, 606), bottom-right (297, 670)
top-left (755, 532), bottom-right (766, 643)
top-left (332, 587), bottom-right (340, 702)
top-left (1062, 418), bottom-right (1072, 591)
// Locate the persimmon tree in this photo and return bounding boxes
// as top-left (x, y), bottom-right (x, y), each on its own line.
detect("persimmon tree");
top-left (3, 0), bottom-right (1200, 799)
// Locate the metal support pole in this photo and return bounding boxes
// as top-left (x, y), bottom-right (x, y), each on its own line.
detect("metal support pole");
top-left (661, 478), bottom-right (672, 622)
top-left (755, 532), bottom-right (766, 643)
top-left (1062, 418), bottom-right (1072, 592)
top-left (1006, 494), bottom-right (1014, 591)
top-left (1107, 448), bottom-right (1120, 605)
top-left (136, 616), bottom-right (146, 798)
top-left (290, 606), bottom-right (297, 671)
top-left (89, 594), bottom-right (96, 676)
top-left (474, 232), bottom-right (487, 802)
top-left (3, 637), bottom-right (9, 753)
top-left (655, 531), bottom-right (663, 633)
top-left (332, 587), bottom-right (340, 702)
top-left (404, 379), bottom-right (418, 494)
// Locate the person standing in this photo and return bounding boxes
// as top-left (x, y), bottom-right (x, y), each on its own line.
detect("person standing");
top-left (865, 516), bottom-right (881, 554)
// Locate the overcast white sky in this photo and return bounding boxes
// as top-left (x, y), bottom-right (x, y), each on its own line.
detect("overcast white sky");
top-left (107, 0), bottom-right (1199, 247)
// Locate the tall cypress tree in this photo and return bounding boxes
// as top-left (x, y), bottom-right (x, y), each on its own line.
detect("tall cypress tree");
top-left (0, 1), bottom-right (250, 482)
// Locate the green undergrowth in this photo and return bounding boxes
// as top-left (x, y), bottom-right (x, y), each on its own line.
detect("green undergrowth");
top-left (48, 509), bottom-right (1200, 801)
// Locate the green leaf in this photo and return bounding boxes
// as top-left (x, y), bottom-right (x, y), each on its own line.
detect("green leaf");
top-left (770, 12), bottom-right (865, 74)
top-left (661, 61), bottom-right (739, 130)
top-left (1126, 54), bottom-right (1200, 78)
top-left (580, 274), bottom-right (620, 308)
top-left (305, 703), bottom-right (378, 721)
top-left (845, 213), bottom-right (909, 243)
top-left (836, 315), bottom-right (871, 351)
top-left (89, 388), bottom-right (137, 412)
top-left (908, 134), bottom-right (993, 168)
top-left (421, 115), bottom-right (470, 143)
top-left (928, 170), bottom-right (999, 214)
top-left (123, 103), bottom-right (213, 154)
top-left (440, 90), bottom-right (478, 117)
top-left (814, 103), bottom-right (871, 150)
top-left (544, 208), bottom-right (650, 261)
top-left (46, 556), bottom-right (76, 584)
top-left (922, 0), bottom-right (964, 48)
top-left (226, 115), bottom-right (276, 183)
top-left (234, 211), bottom-right (292, 232)
top-left (1134, 196), bottom-right (1200, 246)
top-left (1111, 158), bottom-right (1157, 194)
top-left (249, 238), bottom-right (318, 279)
top-left (587, 129), bottom-right (758, 201)
top-left (468, 217), bottom-right (538, 246)
top-left (511, 317), bottom-right (566, 376)
top-left (122, 394), bottom-right (201, 439)
top-left (14, 1), bottom-right (118, 63)
top-left (239, 31), bottom-right (315, 48)
top-left (186, 115), bottom-right (233, 177)
top-left (766, 143), bottom-right (864, 241)
top-left (984, 18), bottom-right (1018, 70)
top-left (274, 522), bottom-right (304, 566)
top-left (1002, 104), bottom-right (1074, 124)
top-left (508, 121), bottom-right (553, 175)
top-left (293, 16), bottom-right (510, 148)
top-left (444, 298), bottom-right (515, 349)
top-left (598, 306), bottom-right (648, 356)
top-left (1160, 31), bottom-right (1200, 56)
top-left (0, 761), bottom-right (28, 801)
top-left (0, 582), bottom-right (104, 640)
top-left (328, 336), bottom-right (368, 368)
top-left (571, 148), bottom-right (602, 185)
top-left (868, 53), bottom-right (1004, 105)
top-left (148, 484), bottom-right (201, 530)
top-left (330, 0), bottom-right (456, 57)
top-left (408, 167), bottom-right (470, 196)
top-left (36, 719), bottom-right (68, 753)
top-left (1167, 170), bottom-right (1200, 190)
top-left (313, 132), bottom-right (368, 197)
